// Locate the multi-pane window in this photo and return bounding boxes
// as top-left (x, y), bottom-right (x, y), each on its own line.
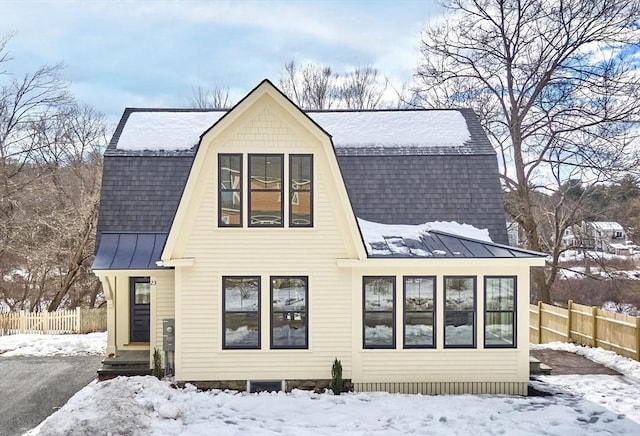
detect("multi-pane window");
top-left (222, 276), bottom-right (260, 349)
top-left (484, 276), bottom-right (516, 348)
top-left (289, 155), bottom-right (313, 227)
top-left (249, 154), bottom-right (284, 227)
top-left (271, 277), bottom-right (308, 349)
top-left (218, 154), bottom-right (242, 227)
top-left (403, 276), bottom-right (436, 348)
top-left (363, 276), bottom-right (395, 349)
top-left (444, 276), bottom-right (476, 348)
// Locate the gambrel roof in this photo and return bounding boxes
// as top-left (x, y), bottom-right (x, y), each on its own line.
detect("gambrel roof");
top-left (94, 81), bottom-right (522, 269)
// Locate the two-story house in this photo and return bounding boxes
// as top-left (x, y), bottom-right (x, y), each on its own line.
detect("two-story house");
top-left (92, 80), bottom-right (545, 395)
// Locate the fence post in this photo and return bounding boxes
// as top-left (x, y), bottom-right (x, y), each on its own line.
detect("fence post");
top-left (537, 301), bottom-right (543, 344)
top-left (591, 306), bottom-right (598, 347)
top-left (76, 307), bottom-right (82, 334)
top-left (43, 311), bottom-right (49, 334)
top-left (636, 316), bottom-right (640, 362)
top-left (19, 310), bottom-right (26, 334)
top-left (566, 300), bottom-right (573, 342)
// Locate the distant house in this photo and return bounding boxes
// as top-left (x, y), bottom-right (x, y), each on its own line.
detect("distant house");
top-left (506, 221), bottom-right (521, 247)
top-left (92, 80), bottom-right (545, 396)
top-left (562, 221), bottom-right (631, 254)
top-left (584, 222), bottom-right (626, 253)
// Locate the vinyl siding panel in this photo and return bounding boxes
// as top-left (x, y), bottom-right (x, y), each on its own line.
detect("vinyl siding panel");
top-left (151, 271), bottom-right (175, 352)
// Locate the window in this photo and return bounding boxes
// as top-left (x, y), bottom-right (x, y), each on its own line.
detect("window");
top-left (218, 154), bottom-right (242, 227)
top-left (484, 276), bottom-right (516, 348)
top-left (249, 154), bottom-right (283, 227)
top-left (403, 276), bottom-right (435, 348)
top-left (444, 276), bottom-right (476, 348)
top-left (271, 276), bottom-right (308, 349)
top-left (222, 276), bottom-right (260, 349)
top-left (363, 276), bottom-right (395, 348)
top-left (289, 155), bottom-right (313, 227)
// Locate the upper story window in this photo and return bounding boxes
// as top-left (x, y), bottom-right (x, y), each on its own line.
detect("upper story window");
top-left (289, 155), bottom-right (313, 227)
top-left (218, 153), bottom-right (314, 228)
top-left (249, 154), bottom-right (284, 227)
top-left (218, 154), bottom-right (242, 227)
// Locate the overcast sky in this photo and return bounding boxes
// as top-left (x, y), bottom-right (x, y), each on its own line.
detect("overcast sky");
top-left (1, 0), bottom-right (446, 124)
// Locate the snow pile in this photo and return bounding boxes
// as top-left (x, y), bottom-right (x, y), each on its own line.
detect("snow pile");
top-left (0, 332), bottom-right (106, 356)
top-left (33, 376), bottom-right (640, 435)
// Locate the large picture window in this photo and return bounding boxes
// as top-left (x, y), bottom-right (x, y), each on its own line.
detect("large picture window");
top-left (403, 276), bottom-right (436, 348)
top-left (289, 154), bottom-right (313, 227)
top-left (484, 276), bottom-right (516, 348)
top-left (222, 276), bottom-right (260, 349)
top-left (218, 154), bottom-right (242, 227)
top-left (270, 276), bottom-right (308, 349)
top-left (444, 276), bottom-right (476, 348)
top-left (249, 154), bottom-right (283, 227)
top-left (363, 276), bottom-right (395, 349)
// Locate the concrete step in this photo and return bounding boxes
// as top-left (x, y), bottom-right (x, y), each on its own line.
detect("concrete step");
top-left (530, 356), bottom-right (552, 375)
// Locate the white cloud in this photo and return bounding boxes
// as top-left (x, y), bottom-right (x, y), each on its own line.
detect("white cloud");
top-left (1, 0), bottom-right (446, 118)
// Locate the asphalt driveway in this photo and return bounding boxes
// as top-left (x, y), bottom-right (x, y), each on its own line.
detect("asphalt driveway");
top-left (0, 356), bottom-right (101, 436)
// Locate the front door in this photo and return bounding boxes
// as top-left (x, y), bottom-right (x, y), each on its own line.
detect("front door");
top-left (130, 277), bottom-right (151, 342)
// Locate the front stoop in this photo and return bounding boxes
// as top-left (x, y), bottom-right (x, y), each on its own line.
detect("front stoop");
top-left (98, 350), bottom-right (151, 380)
top-left (529, 356), bottom-right (552, 376)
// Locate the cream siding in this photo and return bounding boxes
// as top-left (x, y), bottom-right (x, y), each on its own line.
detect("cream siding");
top-left (150, 271), bottom-right (175, 353)
top-left (171, 96), bottom-right (356, 382)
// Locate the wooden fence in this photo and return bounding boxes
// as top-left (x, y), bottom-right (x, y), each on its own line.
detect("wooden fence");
top-left (530, 300), bottom-right (640, 360)
top-left (0, 307), bottom-right (107, 336)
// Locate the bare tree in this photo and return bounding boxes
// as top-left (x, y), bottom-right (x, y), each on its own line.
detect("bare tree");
top-left (189, 85), bottom-right (233, 109)
top-left (340, 66), bottom-right (388, 110)
top-left (0, 35), bottom-right (107, 311)
top-left (279, 61), bottom-right (339, 109)
top-left (414, 0), bottom-right (640, 303)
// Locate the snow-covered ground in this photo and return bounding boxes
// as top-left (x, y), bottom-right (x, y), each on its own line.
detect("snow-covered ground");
top-left (1, 333), bottom-right (639, 435)
top-left (0, 332), bottom-right (106, 356)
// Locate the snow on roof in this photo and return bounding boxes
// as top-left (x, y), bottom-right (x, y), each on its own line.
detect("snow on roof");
top-left (591, 222), bottom-right (624, 231)
top-left (115, 110), bottom-right (471, 151)
top-left (309, 110), bottom-right (470, 149)
top-left (117, 111), bottom-right (226, 151)
top-left (358, 218), bottom-right (492, 257)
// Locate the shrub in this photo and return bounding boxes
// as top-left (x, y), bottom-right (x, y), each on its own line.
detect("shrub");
top-left (330, 358), bottom-right (343, 395)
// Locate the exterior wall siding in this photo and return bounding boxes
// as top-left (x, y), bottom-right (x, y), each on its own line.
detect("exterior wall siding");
top-left (353, 382), bottom-right (528, 396)
top-left (174, 101), bottom-right (355, 382)
top-left (151, 271), bottom-right (175, 354)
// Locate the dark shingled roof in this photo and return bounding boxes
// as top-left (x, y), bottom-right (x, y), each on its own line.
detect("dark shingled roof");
top-left (338, 153), bottom-right (507, 243)
top-left (94, 106), bottom-right (511, 269)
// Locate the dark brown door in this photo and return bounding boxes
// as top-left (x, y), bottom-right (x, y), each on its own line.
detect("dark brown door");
top-left (130, 277), bottom-right (150, 342)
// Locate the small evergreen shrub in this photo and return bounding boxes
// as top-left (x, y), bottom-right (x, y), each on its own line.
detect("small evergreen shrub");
top-left (152, 348), bottom-right (164, 379)
top-left (330, 357), bottom-right (343, 395)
